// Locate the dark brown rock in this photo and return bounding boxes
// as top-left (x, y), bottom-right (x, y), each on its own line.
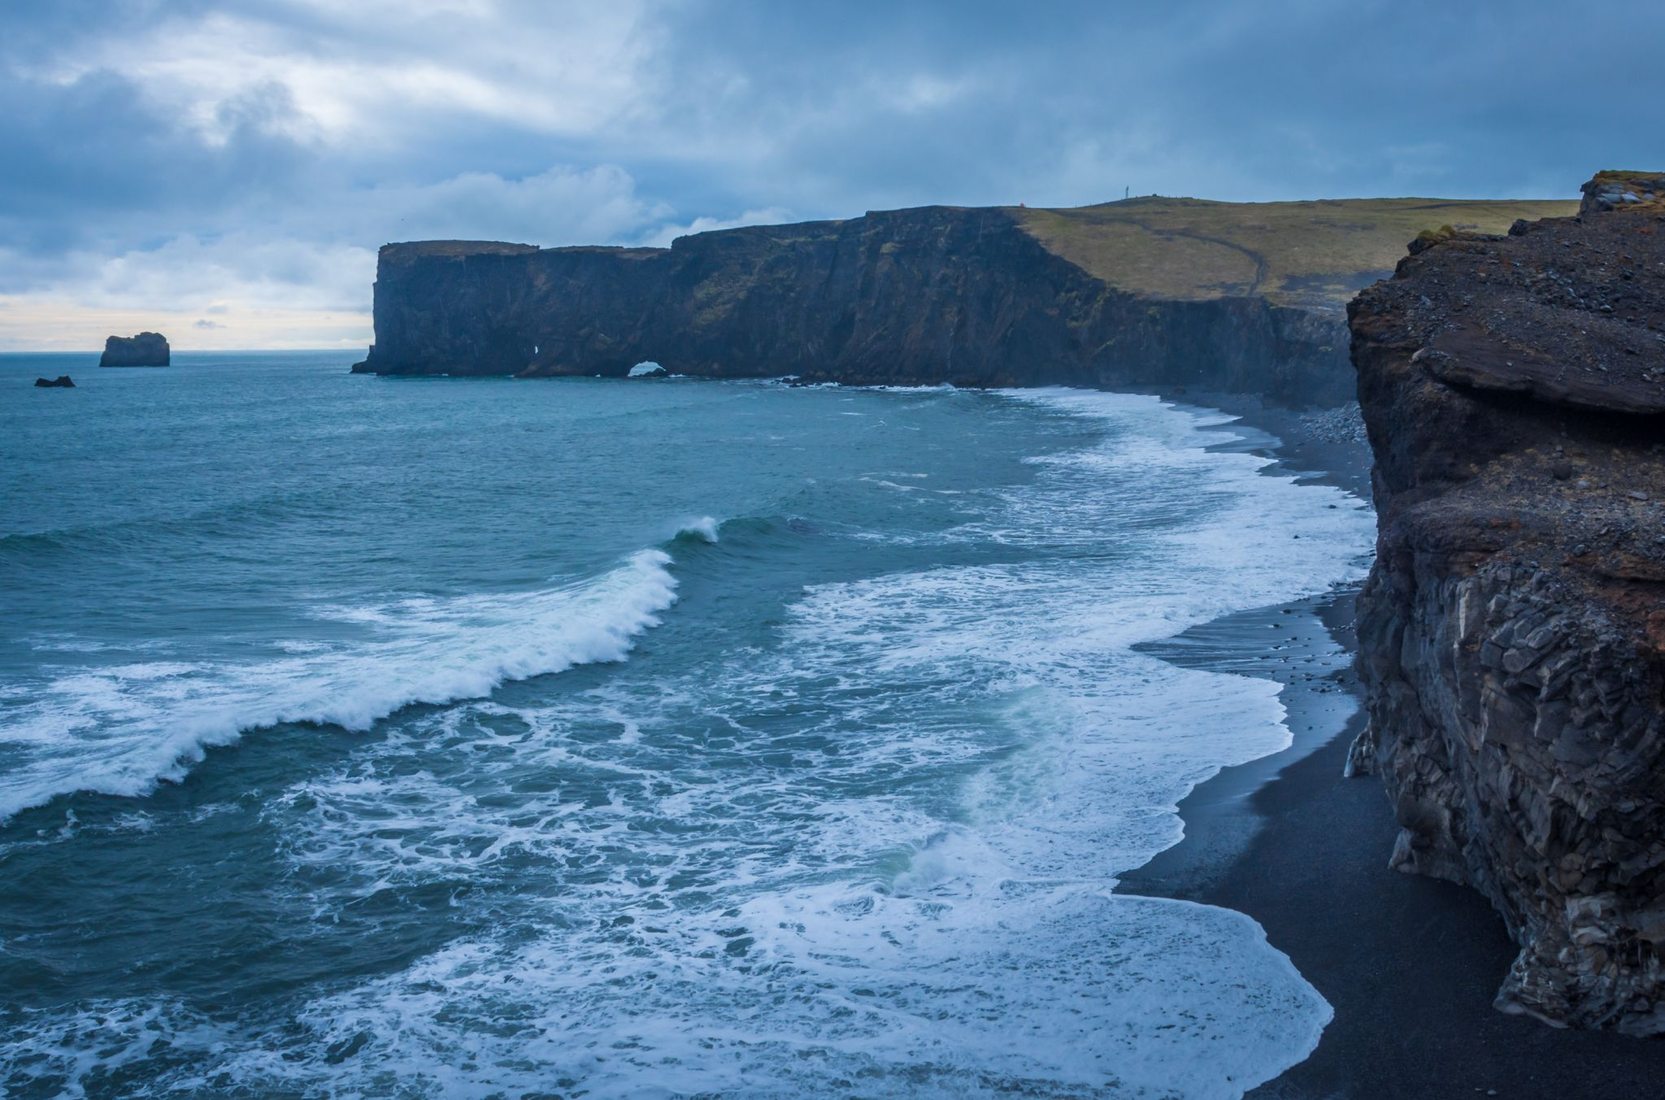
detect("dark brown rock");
top-left (99, 332), bottom-right (169, 367)
top-left (33, 375), bottom-right (74, 388)
top-left (1352, 171), bottom-right (1665, 1034)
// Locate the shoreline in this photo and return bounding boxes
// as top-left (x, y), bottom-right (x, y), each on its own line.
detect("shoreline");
top-left (1120, 394), bottom-right (1665, 1097)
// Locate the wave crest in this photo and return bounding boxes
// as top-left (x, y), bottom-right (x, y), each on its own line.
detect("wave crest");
top-left (0, 549), bottom-right (680, 822)
top-left (672, 516), bottom-right (721, 544)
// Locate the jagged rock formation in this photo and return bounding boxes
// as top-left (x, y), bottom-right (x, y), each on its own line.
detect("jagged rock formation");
top-left (99, 332), bottom-right (169, 367)
top-left (1351, 171), bottom-right (1665, 1033)
top-left (33, 375), bottom-right (74, 388)
top-left (353, 198), bottom-right (1568, 405)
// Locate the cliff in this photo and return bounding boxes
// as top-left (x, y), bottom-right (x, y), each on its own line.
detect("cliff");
top-left (354, 197), bottom-right (1569, 406)
top-left (1351, 171), bottom-right (1665, 1033)
top-left (99, 332), bottom-right (169, 367)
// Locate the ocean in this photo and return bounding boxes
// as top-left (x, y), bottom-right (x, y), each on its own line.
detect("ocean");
top-left (0, 352), bottom-right (1374, 1098)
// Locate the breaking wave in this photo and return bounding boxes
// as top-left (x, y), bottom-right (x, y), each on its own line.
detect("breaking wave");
top-left (0, 548), bottom-right (680, 822)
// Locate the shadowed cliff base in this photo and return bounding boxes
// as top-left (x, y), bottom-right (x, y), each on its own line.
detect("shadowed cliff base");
top-left (352, 195), bottom-right (1569, 408)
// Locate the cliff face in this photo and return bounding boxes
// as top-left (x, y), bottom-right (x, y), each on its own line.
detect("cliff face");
top-left (100, 332), bottom-right (169, 367)
top-left (1351, 172), bottom-right (1665, 1033)
top-left (354, 207), bottom-right (1356, 405)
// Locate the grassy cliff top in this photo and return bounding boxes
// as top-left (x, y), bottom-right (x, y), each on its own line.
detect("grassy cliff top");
top-left (381, 240), bottom-right (541, 262)
top-left (1014, 196), bottom-right (1578, 311)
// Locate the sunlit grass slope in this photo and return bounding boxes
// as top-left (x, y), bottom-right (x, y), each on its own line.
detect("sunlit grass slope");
top-left (1015, 196), bottom-right (1578, 310)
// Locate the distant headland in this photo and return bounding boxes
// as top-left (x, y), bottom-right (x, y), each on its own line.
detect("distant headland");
top-left (351, 194), bottom-right (1572, 407)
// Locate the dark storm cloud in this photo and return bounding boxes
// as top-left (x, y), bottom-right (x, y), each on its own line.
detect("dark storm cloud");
top-left (0, 71), bottom-right (307, 252)
top-left (640, 0), bottom-right (1665, 207)
top-left (1, 0), bottom-right (1661, 345)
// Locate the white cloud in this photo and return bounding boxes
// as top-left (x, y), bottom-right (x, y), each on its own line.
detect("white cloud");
top-left (40, 3), bottom-right (665, 148)
top-left (1, 0), bottom-right (1654, 351)
top-left (329, 165), bottom-right (667, 247)
top-left (0, 160), bottom-right (670, 349)
top-left (638, 206), bottom-right (797, 248)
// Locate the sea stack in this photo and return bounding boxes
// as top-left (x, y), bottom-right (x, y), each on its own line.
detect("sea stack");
top-left (33, 375), bottom-right (75, 388)
top-left (1350, 171), bottom-right (1665, 1033)
top-left (99, 332), bottom-right (170, 367)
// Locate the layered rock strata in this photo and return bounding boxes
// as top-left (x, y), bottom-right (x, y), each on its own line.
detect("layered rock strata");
top-left (352, 210), bottom-right (1356, 405)
top-left (1351, 171), bottom-right (1665, 1033)
top-left (99, 332), bottom-right (170, 367)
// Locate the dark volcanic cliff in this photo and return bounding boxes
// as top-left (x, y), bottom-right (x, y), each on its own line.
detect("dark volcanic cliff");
top-left (353, 207), bottom-right (1355, 404)
top-left (99, 332), bottom-right (169, 367)
top-left (1351, 172), bottom-right (1665, 1033)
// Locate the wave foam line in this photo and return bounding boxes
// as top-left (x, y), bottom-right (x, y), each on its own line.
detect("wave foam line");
top-left (0, 549), bottom-right (679, 823)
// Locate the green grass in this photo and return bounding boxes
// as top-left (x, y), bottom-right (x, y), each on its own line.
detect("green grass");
top-left (1014, 196), bottom-right (1578, 310)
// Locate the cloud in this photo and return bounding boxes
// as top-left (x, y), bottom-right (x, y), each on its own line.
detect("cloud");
top-left (327, 165), bottom-right (669, 248)
top-left (639, 207), bottom-right (798, 248)
top-left (2, 0), bottom-right (1664, 348)
top-left (0, 162), bottom-right (679, 347)
top-left (29, 3), bottom-right (663, 147)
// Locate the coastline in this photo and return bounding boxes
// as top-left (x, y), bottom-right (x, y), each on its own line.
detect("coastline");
top-left (1117, 394), bottom-right (1665, 1097)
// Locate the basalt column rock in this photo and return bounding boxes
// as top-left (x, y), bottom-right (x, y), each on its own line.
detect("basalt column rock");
top-left (100, 332), bottom-right (170, 367)
top-left (1351, 172), bottom-right (1665, 1034)
top-left (352, 213), bottom-right (1359, 406)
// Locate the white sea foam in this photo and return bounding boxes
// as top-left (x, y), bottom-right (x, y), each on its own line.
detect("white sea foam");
top-left (1, 390), bottom-right (1375, 1098)
top-left (0, 549), bottom-right (680, 822)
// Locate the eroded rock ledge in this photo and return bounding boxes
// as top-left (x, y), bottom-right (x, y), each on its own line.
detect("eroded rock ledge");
top-left (1351, 171), bottom-right (1665, 1033)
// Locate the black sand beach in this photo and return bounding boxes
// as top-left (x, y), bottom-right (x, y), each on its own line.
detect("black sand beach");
top-left (1118, 399), bottom-right (1665, 1098)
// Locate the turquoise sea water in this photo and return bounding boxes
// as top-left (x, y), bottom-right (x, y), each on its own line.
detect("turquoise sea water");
top-left (0, 352), bottom-right (1373, 1098)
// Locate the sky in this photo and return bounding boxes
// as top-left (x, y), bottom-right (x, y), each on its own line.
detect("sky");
top-left (2, 0), bottom-right (1661, 351)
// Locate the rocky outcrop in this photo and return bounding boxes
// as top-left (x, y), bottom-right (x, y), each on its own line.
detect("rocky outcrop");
top-left (33, 375), bottom-right (74, 388)
top-left (99, 332), bottom-right (169, 367)
top-left (1581, 171), bottom-right (1665, 216)
top-left (353, 209), bottom-right (1357, 405)
top-left (1351, 173), bottom-right (1665, 1033)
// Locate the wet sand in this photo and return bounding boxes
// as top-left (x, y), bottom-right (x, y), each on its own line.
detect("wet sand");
top-left (1117, 398), bottom-right (1665, 1097)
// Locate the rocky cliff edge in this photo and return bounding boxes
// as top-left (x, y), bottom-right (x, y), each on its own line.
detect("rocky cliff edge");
top-left (1351, 171), bottom-right (1665, 1033)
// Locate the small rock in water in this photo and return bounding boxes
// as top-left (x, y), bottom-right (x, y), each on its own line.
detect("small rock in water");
top-left (34, 375), bottom-right (75, 388)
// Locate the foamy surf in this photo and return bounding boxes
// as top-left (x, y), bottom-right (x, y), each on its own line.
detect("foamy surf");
top-left (0, 371), bottom-right (1375, 1100)
top-left (0, 548), bottom-right (679, 822)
